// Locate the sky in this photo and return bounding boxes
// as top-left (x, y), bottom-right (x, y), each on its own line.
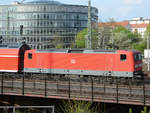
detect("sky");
top-left (0, 0), bottom-right (149, 22)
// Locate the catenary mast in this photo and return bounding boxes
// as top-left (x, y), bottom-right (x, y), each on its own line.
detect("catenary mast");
top-left (87, 0), bottom-right (92, 49)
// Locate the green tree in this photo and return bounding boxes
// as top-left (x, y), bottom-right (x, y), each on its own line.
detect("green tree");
top-left (74, 28), bottom-right (98, 49)
top-left (133, 39), bottom-right (146, 53)
top-left (110, 26), bottom-right (142, 49)
top-left (135, 24), bottom-right (150, 53)
top-left (145, 24), bottom-right (150, 37)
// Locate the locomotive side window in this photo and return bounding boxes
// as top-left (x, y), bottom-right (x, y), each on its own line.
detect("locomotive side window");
top-left (120, 54), bottom-right (126, 61)
top-left (28, 53), bottom-right (32, 59)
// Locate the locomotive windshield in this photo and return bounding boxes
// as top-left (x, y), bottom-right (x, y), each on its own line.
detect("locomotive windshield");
top-left (134, 53), bottom-right (142, 61)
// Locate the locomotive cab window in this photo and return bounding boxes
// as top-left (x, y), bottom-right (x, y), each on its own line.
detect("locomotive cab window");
top-left (120, 54), bottom-right (126, 61)
top-left (28, 53), bottom-right (32, 59)
top-left (134, 53), bottom-right (142, 61)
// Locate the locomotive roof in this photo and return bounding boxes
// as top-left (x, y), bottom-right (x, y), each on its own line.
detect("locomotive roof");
top-left (36, 49), bottom-right (117, 53)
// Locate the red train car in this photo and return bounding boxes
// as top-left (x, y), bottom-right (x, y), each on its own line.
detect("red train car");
top-left (0, 44), bottom-right (30, 73)
top-left (24, 49), bottom-right (143, 78)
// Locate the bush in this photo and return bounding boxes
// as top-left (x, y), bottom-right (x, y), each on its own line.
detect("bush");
top-left (59, 100), bottom-right (98, 113)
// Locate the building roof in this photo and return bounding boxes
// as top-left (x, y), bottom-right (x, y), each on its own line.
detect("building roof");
top-left (115, 21), bottom-right (129, 27)
top-left (98, 21), bottom-right (129, 28)
top-left (26, 0), bottom-right (62, 5)
top-left (131, 23), bottom-right (149, 28)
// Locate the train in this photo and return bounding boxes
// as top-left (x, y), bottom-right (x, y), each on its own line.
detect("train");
top-left (0, 44), bottom-right (144, 78)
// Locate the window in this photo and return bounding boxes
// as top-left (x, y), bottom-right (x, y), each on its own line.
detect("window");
top-left (47, 15), bottom-right (49, 19)
top-left (28, 53), bottom-right (32, 59)
top-left (37, 14), bottom-right (39, 19)
top-left (44, 14), bottom-right (46, 19)
top-left (120, 54), bottom-right (126, 61)
top-left (44, 6), bottom-right (46, 11)
top-left (134, 53), bottom-right (142, 61)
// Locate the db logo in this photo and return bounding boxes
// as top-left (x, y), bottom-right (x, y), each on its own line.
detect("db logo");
top-left (71, 59), bottom-right (76, 64)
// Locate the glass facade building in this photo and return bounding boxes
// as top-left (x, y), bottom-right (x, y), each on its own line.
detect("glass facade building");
top-left (0, 0), bottom-right (98, 49)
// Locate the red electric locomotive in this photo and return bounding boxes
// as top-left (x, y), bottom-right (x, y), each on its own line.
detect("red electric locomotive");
top-left (24, 49), bottom-right (143, 78)
top-left (0, 43), bottom-right (143, 78)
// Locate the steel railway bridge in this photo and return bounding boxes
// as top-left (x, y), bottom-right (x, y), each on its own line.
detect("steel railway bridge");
top-left (0, 73), bottom-right (150, 106)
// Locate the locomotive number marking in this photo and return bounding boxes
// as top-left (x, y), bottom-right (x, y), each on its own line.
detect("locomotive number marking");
top-left (71, 59), bottom-right (76, 64)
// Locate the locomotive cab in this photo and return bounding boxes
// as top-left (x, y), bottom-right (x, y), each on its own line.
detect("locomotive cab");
top-left (116, 50), bottom-right (143, 78)
top-left (133, 52), bottom-right (143, 77)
